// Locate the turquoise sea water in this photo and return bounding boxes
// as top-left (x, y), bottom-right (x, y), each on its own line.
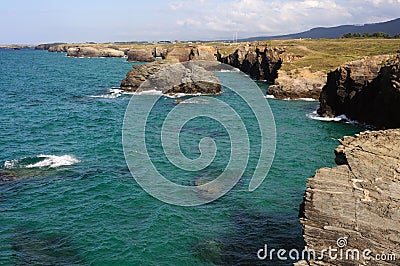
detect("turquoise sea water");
top-left (0, 49), bottom-right (363, 265)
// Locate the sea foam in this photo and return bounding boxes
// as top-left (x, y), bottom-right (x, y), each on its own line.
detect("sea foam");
top-left (4, 154), bottom-right (80, 169)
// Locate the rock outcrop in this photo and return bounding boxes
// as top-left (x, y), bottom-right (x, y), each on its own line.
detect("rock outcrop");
top-left (217, 45), bottom-right (283, 82)
top-left (318, 54), bottom-right (400, 128)
top-left (35, 43), bottom-right (66, 50)
top-left (164, 46), bottom-right (217, 62)
top-left (268, 68), bottom-right (326, 100)
top-left (127, 49), bottom-right (155, 62)
top-left (299, 129), bottom-right (400, 265)
top-left (48, 44), bottom-right (71, 52)
top-left (120, 61), bottom-right (221, 95)
top-left (66, 47), bottom-right (125, 58)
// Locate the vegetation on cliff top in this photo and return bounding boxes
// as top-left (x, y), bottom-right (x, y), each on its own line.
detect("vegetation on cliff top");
top-left (264, 38), bottom-right (400, 73)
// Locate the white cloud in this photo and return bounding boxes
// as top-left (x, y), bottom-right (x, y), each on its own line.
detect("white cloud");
top-left (166, 0), bottom-right (400, 39)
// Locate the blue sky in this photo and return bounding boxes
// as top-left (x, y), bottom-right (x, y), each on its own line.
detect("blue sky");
top-left (1, 0), bottom-right (400, 44)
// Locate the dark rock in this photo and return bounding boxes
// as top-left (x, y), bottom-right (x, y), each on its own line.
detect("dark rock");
top-left (127, 49), bottom-right (155, 62)
top-left (318, 54), bottom-right (400, 128)
top-left (299, 129), bottom-right (400, 265)
top-left (153, 46), bottom-right (168, 58)
top-left (217, 45), bottom-right (283, 82)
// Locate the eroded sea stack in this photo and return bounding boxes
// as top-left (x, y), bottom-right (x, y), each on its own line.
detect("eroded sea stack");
top-left (120, 61), bottom-right (221, 95)
top-left (318, 54), bottom-right (400, 128)
top-left (298, 129), bottom-right (400, 265)
top-left (217, 45), bottom-right (283, 82)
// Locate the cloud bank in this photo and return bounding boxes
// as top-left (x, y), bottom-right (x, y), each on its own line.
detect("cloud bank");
top-left (167, 0), bottom-right (400, 40)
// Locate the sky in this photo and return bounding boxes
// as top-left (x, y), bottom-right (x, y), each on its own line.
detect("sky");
top-left (1, 0), bottom-right (400, 44)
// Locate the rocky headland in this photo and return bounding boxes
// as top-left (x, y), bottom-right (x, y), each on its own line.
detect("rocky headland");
top-left (66, 47), bottom-right (125, 58)
top-left (217, 45), bottom-right (283, 82)
top-left (268, 68), bottom-right (326, 100)
top-left (318, 54), bottom-right (400, 128)
top-left (297, 129), bottom-right (400, 265)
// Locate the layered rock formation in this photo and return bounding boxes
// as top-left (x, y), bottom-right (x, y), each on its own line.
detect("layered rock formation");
top-left (120, 61), bottom-right (221, 95)
top-left (164, 46), bottom-right (217, 62)
top-left (35, 43), bottom-right (66, 50)
top-left (48, 44), bottom-right (71, 52)
top-left (298, 129), bottom-right (400, 265)
top-left (268, 68), bottom-right (326, 100)
top-left (318, 54), bottom-right (400, 128)
top-left (127, 49), bottom-right (155, 62)
top-left (217, 45), bottom-right (283, 82)
top-left (66, 47), bottom-right (124, 58)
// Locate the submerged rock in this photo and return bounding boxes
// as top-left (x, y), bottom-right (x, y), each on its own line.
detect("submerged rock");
top-left (318, 54), bottom-right (400, 128)
top-left (299, 129), bottom-right (400, 265)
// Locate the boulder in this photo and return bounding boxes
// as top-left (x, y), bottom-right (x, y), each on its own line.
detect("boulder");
top-left (299, 129), bottom-right (400, 265)
top-left (127, 49), bottom-right (155, 62)
top-left (318, 54), bottom-right (400, 128)
top-left (165, 47), bottom-right (194, 62)
top-left (120, 61), bottom-right (221, 95)
top-left (268, 69), bottom-right (326, 100)
top-left (191, 46), bottom-right (217, 61)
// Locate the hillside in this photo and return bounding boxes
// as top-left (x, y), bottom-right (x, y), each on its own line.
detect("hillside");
top-left (241, 18), bottom-right (400, 41)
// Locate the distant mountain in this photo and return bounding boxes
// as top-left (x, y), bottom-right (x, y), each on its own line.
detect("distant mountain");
top-left (240, 18), bottom-right (400, 41)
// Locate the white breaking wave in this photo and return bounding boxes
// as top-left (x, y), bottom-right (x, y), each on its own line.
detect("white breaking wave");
top-left (265, 95), bottom-right (276, 99)
top-left (165, 92), bottom-right (202, 98)
top-left (90, 88), bottom-right (123, 99)
top-left (4, 154), bottom-right (80, 169)
top-left (219, 68), bottom-right (240, 73)
top-left (298, 98), bottom-right (318, 102)
top-left (307, 111), bottom-right (351, 122)
top-left (26, 155), bottom-right (80, 168)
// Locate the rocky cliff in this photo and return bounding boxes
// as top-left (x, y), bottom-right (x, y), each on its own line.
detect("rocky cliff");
top-left (67, 47), bottom-right (125, 58)
top-left (217, 45), bottom-right (283, 82)
top-left (120, 61), bottom-right (221, 95)
top-left (35, 43), bottom-right (66, 50)
top-left (165, 46), bottom-right (217, 62)
top-left (126, 49), bottom-right (155, 62)
top-left (318, 54), bottom-right (400, 128)
top-left (298, 129), bottom-right (400, 265)
top-left (268, 68), bottom-right (326, 100)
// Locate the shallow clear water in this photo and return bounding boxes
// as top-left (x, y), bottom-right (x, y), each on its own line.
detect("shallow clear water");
top-left (0, 49), bottom-right (363, 265)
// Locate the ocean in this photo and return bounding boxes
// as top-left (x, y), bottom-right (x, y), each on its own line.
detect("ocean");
top-left (0, 49), bottom-right (362, 265)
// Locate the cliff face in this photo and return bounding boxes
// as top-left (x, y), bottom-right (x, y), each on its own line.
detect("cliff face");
top-left (217, 45), bottom-right (283, 82)
top-left (126, 49), bottom-right (155, 62)
top-left (318, 54), bottom-right (400, 128)
top-left (299, 129), bottom-right (400, 265)
top-left (66, 47), bottom-right (125, 58)
top-left (268, 69), bottom-right (326, 100)
top-left (164, 46), bottom-right (217, 62)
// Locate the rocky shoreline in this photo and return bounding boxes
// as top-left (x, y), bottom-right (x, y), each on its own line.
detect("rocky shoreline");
top-left (297, 129), bottom-right (400, 265)
top-left (318, 54), bottom-right (400, 128)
